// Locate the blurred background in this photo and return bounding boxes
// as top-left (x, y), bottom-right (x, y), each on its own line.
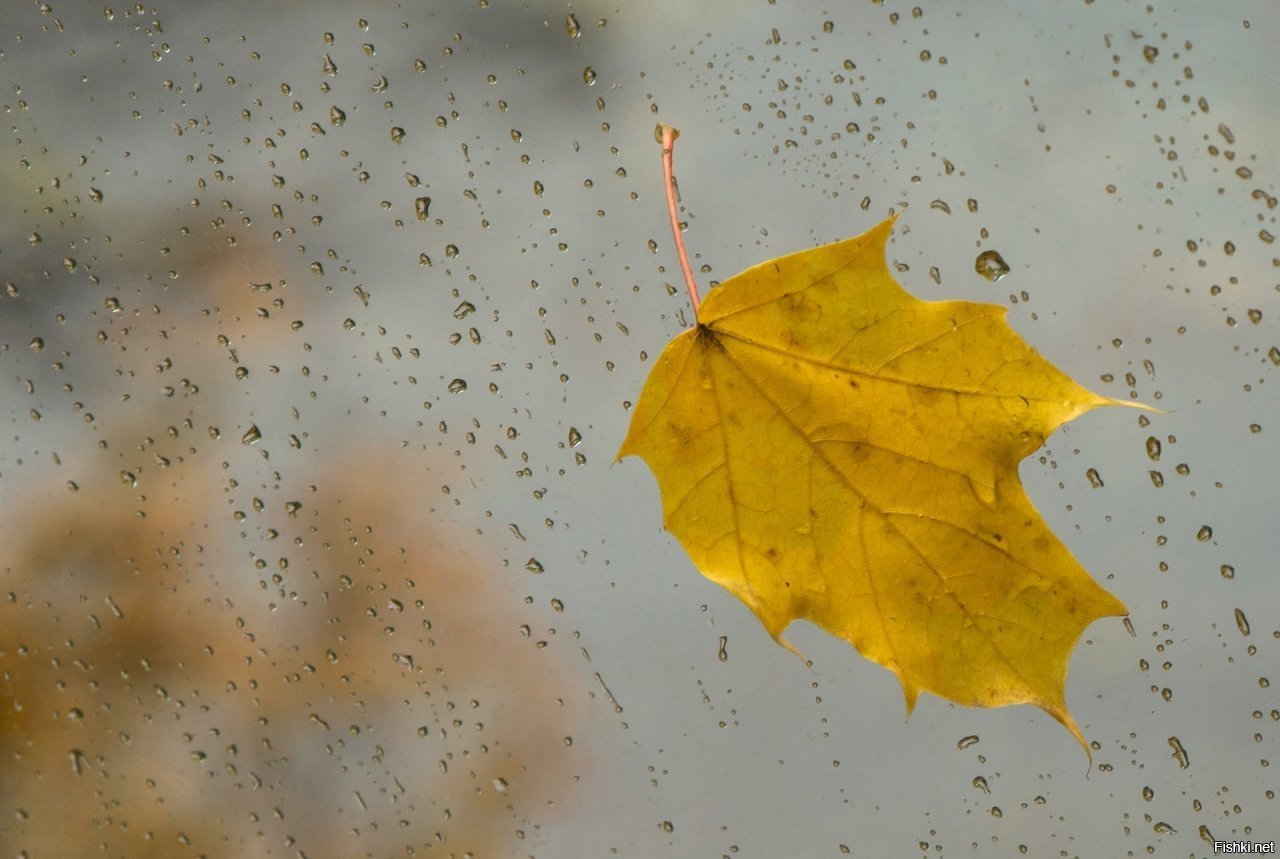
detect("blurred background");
top-left (0, 1), bottom-right (1276, 856)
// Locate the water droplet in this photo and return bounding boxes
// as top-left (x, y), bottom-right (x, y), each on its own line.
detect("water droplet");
top-left (1196, 525), bottom-right (1213, 542)
top-left (972, 776), bottom-right (990, 794)
top-left (452, 301), bottom-right (475, 319)
top-left (447, 378), bottom-right (467, 394)
top-left (1145, 436), bottom-right (1161, 460)
top-left (974, 250), bottom-right (1010, 281)
top-left (1142, 785), bottom-right (1154, 801)
top-left (1143, 44), bottom-right (1159, 63)
top-left (717, 635), bottom-right (728, 662)
top-left (322, 54), bottom-right (338, 76)
top-left (415, 196), bottom-right (431, 221)
top-left (329, 105), bottom-right (345, 126)
top-left (567, 427), bottom-right (582, 447)
top-left (1268, 346), bottom-right (1279, 366)
top-left (241, 424), bottom-right (262, 445)
top-left (29, 337), bottom-right (43, 352)
top-left (1234, 608), bottom-right (1250, 636)
top-left (533, 180), bottom-right (544, 197)
top-left (1220, 564), bottom-right (1235, 580)
top-left (957, 735), bottom-right (980, 750)
top-left (524, 558), bottom-right (544, 574)
top-left (582, 66), bottom-right (596, 86)
top-left (1085, 468), bottom-right (1104, 488)
top-left (1149, 470), bottom-right (1164, 488)
top-left (1167, 735), bottom-right (1190, 769)
top-left (565, 13), bottom-right (581, 38)
top-left (550, 597), bottom-right (565, 612)
top-left (390, 126), bottom-right (405, 144)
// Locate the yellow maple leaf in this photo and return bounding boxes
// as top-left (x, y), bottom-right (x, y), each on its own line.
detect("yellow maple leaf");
top-left (619, 214), bottom-right (1138, 751)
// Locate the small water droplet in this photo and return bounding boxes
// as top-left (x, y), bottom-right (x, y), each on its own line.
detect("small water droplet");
top-left (565, 13), bottom-right (581, 38)
top-left (1220, 564), bottom-right (1235, 579)
top-left (550, 597), bottom-right (565, 612)
top-left (1167, 735), bottom-right (1190, 768)
top-left (1196, 525), bottom-right (1213, 542)
top-left (972, 776), bottom-right (990, 794)
top-left (957, 735), bottom-right (980, 750)
top-left (390, 126), bottom-right (405, 144)
top-left (415, 196), bottom-right (431, 221)
top-left (1234, 608), bottom-right (1250, 636)
top-left (1143, 44), bottom-right (1159, 63)
top-left (974, 250), bottom-right (1010, 281)
top-left (582, 66), bottom-right (596, 86)
top-left (1085, 468), bottom-right (1104, 488)
top-left (447, 378), bottom-right (467, 394)
top-left (322, 54), bottom-right (338, 76)
top-left (1148, 470), bottom-right (1164, 487)
top-left (452, 301), bottom-right (475, 320)
top-left (567, 427), bottom-right (582, 447)
top-left (717, 635), bottom-right (728, 662)
top-left (241, 424), bottom-right (262, 445)
top-left (329, 105), bottom-right (346, 126)
top-left (1145, 436), bottom-right (1161, 460)
top-left (524, 558), bottom-right (544, 574)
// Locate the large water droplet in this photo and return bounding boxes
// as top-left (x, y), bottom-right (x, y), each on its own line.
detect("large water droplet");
top-left (974, 250), bottom-right (1010, 281)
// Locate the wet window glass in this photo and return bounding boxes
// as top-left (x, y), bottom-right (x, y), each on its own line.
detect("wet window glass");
top-left (2, 2), bottom-right (1276, 855)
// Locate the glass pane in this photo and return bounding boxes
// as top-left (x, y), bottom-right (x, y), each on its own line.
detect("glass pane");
top-left (2, 2), bottom-right (1275, 855)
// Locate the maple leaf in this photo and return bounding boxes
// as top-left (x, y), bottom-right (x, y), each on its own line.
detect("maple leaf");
top-left (618, 213), bottom-right (1139, 751)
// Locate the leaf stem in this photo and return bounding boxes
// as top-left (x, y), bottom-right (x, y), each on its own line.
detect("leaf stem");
top-left (659, 123), bottom-right (700, 319)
